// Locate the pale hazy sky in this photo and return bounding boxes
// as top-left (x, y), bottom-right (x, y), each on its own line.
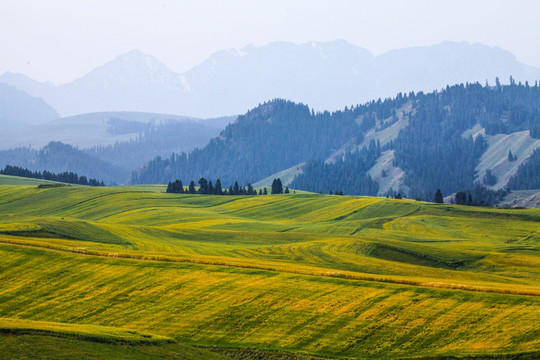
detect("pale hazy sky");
top-left (1, 0), bottom-right (539, 84)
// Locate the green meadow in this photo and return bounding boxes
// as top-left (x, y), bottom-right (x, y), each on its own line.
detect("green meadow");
top-left (0, 177), bottom-right (539, 359)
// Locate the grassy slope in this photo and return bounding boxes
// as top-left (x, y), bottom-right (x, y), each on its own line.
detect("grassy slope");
top-left (0, 174), bottom-right (62, 186)
top-left (0, 318), bottom-right (226, 360)
top-left (0, 184), bottom-right (539, 359)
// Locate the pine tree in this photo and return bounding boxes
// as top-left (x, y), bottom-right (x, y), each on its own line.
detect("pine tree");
top-left (177, 180), bottom-right (184, 193)
top-left (188, 181), bottom-right (196, 194)
top-left (271, 178), bottom-right (283, 194)
top-left (484, 169), bottom-right (497, 186)
top-left (455, 191), bottom-right (467, 205)
top-left (434, 188), bottom-right (443, 203)
top-left (198, 178), bottom-right (209, 194)
top-left (215, 179), bottom-right (223, 195)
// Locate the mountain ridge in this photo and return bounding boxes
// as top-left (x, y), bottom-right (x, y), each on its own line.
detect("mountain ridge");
top-left (2, 40), bottom-right (539, 118)
top-left (0, 83), bottom-right (59, 128)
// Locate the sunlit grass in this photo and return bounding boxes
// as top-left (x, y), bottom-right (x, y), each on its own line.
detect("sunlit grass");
top-left (0, 181), bottom-right (539, 358)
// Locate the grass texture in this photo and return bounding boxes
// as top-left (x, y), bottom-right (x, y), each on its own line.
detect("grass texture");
top-left (0, 181), bottom-right (538, 359)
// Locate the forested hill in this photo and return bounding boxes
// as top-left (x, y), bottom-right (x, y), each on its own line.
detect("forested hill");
top-left (132, 81), bottom-right (540, 200)
top-left (131, 99), bottom-right (362, 185)
top-left (0, 142), bottom-right (128, 185)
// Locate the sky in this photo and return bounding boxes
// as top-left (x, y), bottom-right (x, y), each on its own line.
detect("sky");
top-left (1, 0), bottom-right (540, 84)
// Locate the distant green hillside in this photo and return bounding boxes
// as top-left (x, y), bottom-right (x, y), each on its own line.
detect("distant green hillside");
top-left (0, 174), bottom-right (60, 186)
top-left (131, 99), bottom-right (361, 186)
top-left (0, 141), bottom-right (128, 185)
top-left (0, 112), bottom-right (234, 180)
top-left (134, 83), bottom-right (540, 202)
top-left (0, 185), bottom-right (538, 359)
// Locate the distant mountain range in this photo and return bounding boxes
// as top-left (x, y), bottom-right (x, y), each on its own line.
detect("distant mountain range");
top-left (0, 112), bottom-right (234, 184)
top-left (1, 40), bottom-right (540, 118)
top-left (0, 83), bottom-right (59, 128)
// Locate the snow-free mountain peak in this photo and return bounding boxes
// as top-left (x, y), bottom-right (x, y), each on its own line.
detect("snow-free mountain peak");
top-left (1, 41), bottom-right (540, 118)
top-left (71, 49), bottom-right (189, 92)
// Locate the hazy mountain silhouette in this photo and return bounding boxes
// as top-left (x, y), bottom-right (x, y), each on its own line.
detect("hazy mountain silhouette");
top-left (1, 41), bottom-right (539, 118)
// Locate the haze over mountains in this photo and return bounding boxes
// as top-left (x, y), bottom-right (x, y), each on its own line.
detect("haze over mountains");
top-left (0, 83), bottom-right (59, 128)
top-left (2, 40), bottom-right (540, 118)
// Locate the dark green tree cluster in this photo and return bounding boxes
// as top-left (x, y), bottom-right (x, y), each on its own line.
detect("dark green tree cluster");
top-left (483, 169), bottom-right (497, 186)
top-left (507, 147), bottom-right (540, 190)
top-left (454, 185), bottom-right (507, 207)
top-left (0, 165), bottom-right (104, 186)
top-left (478, 79), bottom-right (540, 137)
top-left (166, 177), bottom-right (268, 196)
top-left (131, 99), bottom-right (364, 185)
top-left (392, 89), bottom-right (488, 197)
top-left (0, 141), bottom-right (126, 185)
top-left (271, 178), bottom-right (283, 194)
top-left (290, 142), bottom-right (380, 196)
top-left (166, 179), bottom-right (184, 193)
top-left (434, 189), bottom-right (444, 203)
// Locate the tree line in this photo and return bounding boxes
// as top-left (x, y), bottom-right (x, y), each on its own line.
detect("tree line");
top-left (0, 165), bottom-right (105, 186)
top-left (166, 177), bottom-right (288, 195)
top-left (507, 147), bottom-right (540, 190)
top-left (453, 185), bottom-right (508, 207)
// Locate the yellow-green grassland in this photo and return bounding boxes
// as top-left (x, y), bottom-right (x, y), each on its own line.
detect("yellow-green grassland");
top-left (0, 177), bottom-right (538, 359)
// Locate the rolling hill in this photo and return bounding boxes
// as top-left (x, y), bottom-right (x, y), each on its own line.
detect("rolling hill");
top-left (0, 183), bottom-right (538, 358)
top-left (0, 318), bottom-right (226, 360)
top-left (0, 142), bottom-right (128, 185)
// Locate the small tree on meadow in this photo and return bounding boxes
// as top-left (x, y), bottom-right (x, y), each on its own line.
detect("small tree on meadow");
top-left (188, 181), bottom-right (196, 194)
top-left (271, 178), bottom-right (283, 194)
top-left (215, 179), bottom-right (223, 195)
top-left (434, 189), bottom-right (443, 203)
